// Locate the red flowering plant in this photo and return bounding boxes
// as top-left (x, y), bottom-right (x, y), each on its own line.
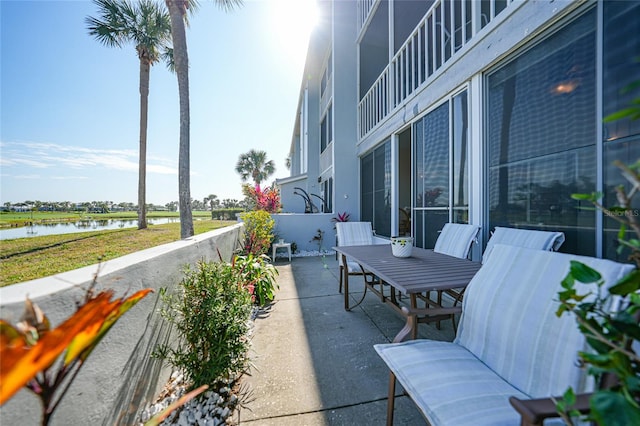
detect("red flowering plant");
top-left (332, 212), bottom-right (350, 223)
top-left (331, 212), bottom-right (350, 230)
top-left (242, 184), bottom-right (281, 213)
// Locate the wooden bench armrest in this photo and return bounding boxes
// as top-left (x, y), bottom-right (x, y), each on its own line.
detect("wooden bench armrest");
top-left (509, 393), bottom-right (591, 426)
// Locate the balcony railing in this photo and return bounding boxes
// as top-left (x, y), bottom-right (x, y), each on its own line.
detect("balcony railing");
top-left (358, 0), bottom-right (515, 139)
top-left (357, 0), bottom-right (377, 33)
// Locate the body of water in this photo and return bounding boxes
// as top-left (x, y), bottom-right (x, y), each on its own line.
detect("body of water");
top-left (0, 218), bottom-right (182, 240)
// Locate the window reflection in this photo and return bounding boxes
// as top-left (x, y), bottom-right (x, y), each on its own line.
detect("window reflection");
top-left (486, 8), bottom-right (597, 256)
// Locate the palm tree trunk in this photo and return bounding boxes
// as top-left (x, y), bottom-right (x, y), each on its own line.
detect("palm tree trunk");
top-left (166, 0), bottom-right (194, 238)
top-left (138, 59), bottom-right (150, 230)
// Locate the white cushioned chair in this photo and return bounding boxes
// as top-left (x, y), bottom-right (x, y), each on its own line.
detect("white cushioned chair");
top-left (433, 223), bottom-right (480, 259)
top-left (431, 223), bottom-right (481, 328)
top-left (375, 244), bottom-right (634, 426)
top-left (335, 222), bottom-right (376, 295)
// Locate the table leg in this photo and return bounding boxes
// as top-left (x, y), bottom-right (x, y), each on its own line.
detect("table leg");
top-left (342, 254), bottom-right (350, 311)
top-left (410, 294), bottom-right (418, 340)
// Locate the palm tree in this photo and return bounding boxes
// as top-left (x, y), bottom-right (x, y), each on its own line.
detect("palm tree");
top-left (165, 0), bottom-right (242, 238)
top-left (204, 194), bottom-right (219, 211)
top-left (87, 0), bottom-right (172, 230)
top-left (235, 149), bottom-right (276, 186)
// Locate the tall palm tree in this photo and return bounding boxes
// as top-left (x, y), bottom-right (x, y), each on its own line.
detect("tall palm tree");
top-left (165, 0), bottom-right (242, 239)
top-left (87, 0), bottom-right (172, 230)
top-left (235, 149), bottom-right (276, 186)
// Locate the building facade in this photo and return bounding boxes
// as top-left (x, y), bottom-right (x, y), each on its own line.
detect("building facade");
top-left (280, 0), bottom-right (640, 261)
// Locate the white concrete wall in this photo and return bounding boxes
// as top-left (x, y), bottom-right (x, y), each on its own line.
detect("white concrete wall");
top-left (271, 212), bottom-right (391, 254)
top-left (271, 213), bottom-right (336, 253)
top-left (0, 224), bottom-right (243, 426)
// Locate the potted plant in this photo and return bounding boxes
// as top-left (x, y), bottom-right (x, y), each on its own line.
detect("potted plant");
top-left (391, 236), bottom-right (413, 257)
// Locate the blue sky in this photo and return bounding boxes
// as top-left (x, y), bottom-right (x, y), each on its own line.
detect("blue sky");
top-left (0, 0), bottom-right (316, 206)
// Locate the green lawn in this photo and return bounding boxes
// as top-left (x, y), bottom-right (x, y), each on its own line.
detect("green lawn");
top-left (0, 210), bottom-right (212, 228)
top-left (0, 220), bottom-right (236, 287)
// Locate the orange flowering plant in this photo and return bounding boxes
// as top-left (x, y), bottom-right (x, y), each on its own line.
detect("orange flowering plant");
top-left (0, 282), bottom-right (152, 425)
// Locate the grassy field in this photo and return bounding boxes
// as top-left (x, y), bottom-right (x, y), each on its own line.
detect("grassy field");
top-left (0, 220), bottom-right (236, 287)
top-left (0, 210), bottom-right (212, 228)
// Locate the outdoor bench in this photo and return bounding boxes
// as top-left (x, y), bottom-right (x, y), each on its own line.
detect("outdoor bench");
top-left (375, 244), bottom-right (634, 425)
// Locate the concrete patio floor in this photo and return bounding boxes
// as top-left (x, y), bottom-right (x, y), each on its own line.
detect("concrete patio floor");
top-left (236, 255), bottom-right (457, 425)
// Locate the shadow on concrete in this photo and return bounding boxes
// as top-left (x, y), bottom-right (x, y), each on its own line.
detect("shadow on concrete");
top-left (237, 255), bottom-right (456, 425)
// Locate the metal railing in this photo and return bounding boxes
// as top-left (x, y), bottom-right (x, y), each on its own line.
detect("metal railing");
top-left (358, 0), bottom-right (515, 139)
top-left (357, 0), bottom-right (377, 33)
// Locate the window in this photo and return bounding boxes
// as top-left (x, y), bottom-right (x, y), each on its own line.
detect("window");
top-left (413, 90), bottom-right (469, 249)
top-left (321, 177), bottom-right (333, 213)
top-left (361, 141), bottom-right (391, 237)
top-left (320, 104), bottom-right (333, 153)
top-left (321, 52), bottom-right (332, 97)
top-left (485, 8), bottom-right (597, 256)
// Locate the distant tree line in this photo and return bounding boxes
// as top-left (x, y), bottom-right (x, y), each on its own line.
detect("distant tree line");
top-left (2, 197), bottom-right (250, 214)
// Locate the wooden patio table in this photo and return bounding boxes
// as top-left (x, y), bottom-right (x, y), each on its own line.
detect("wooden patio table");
top-left (334, 244), bottom-right (482, 340)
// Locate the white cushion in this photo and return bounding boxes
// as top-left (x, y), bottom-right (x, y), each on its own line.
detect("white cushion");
top-left (482, 227), bottom-right (565, 264)
top-left (336, 222), bottom-right (374, 268)
top-left (457, 245), bottom-right (634, 397)
top-left (433, 223), bottom-right (480, 259)
top-left (375, 340), bottom-right (528, 426)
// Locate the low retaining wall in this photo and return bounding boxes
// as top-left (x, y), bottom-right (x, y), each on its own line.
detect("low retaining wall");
top-left (0, 223), bottom-right (243, 426)
top-left (270, 213), bottom-right (336, 253)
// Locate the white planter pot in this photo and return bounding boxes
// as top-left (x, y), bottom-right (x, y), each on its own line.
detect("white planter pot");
top-left (391, 237), bottom-right (413, 257)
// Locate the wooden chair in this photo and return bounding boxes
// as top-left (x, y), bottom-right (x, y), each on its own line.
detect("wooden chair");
top-left (375, 244), bottom-right (634, 425)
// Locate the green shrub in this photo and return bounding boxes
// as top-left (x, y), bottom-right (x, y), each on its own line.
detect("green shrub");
top-left (234, 254), bottom-right (279, 306)
top-left (156, 259), bottom-right (253, 387)
top-left (239, 210), bottom-right (274, 256)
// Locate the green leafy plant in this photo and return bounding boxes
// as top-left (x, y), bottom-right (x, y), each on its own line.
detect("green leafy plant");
top-left (155, 259), bottom-right (253, 388)
top-left (555, 160), bottom-right (640, 425)
top-left (233, 254), bottom-right (279, 306)
top-left (557, 260), bottom-right (640, 425)
top-left (239, 210), bottom-right (275, 257)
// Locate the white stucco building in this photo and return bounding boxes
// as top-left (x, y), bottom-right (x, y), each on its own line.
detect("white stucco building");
top-left (277, 0), bottom-right (639, 260)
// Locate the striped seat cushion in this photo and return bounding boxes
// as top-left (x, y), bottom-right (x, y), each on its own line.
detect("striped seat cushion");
top-left (433, 223), bottom-right (480, 259)
top-left (375, 340), bottom-right (529, 425)
top-left (482, 227), bottom-right (565, 264)
top-left (457, 245), bottom-right (633, 398)
top-left (336, 222), bottom-right (374, 269)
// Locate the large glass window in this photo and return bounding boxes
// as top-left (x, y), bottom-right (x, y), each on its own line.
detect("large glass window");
top-left (413, 90), bottom-right (469, 249)
top-left (485, 8), bottom-right (597, 256)
top-left (361, 141), bottom-right (391, 237)
top-left (602, 1), bottom-right (640, 261)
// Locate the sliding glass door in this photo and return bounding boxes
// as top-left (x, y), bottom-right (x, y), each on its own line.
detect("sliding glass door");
top-left (413, 90), bottom-right (469, 249)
